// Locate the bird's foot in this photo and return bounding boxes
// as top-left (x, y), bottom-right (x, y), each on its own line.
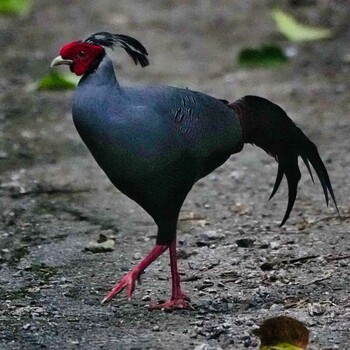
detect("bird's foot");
top-left (101, 270), bottom-right (141, 304)
top-left (148, 298), bottom-right (193, 311)
top-left (101, 245), bottom-right (169, 305)
top-left (148, 293), bottom-right (193, 311)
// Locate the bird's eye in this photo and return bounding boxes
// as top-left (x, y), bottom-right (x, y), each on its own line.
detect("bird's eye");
top-left (78, 50), bottom-right (86, 58)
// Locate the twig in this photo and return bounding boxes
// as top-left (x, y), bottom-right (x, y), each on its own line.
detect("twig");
top-left (284, 298), bottom-right (309, 309)
top-left (262, 254), bottom-right (350, 270)
top-left (325, 254), bottom-right (350, 262)
top-left (304, 271), bottom-right (333, 286)
top-left (282, 255), bottom-right (319, 265)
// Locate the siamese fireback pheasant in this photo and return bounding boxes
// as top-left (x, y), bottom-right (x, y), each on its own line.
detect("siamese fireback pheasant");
top-left (51, 32), bottom-right (338, 310)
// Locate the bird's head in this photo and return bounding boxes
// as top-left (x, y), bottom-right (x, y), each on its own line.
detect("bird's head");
top-left (51, 32), bottom-right (149, 76)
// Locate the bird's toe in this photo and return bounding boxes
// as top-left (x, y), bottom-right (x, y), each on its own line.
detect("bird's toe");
top-left (147, 298), bottom-right (194, 311)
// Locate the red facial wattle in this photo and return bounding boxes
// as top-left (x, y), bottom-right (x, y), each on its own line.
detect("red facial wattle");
top-left (59, 41), bottom-right (104, 76)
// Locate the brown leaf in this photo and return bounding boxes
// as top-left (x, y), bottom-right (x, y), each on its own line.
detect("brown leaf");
top-left (255, 316), bottom-right (309, 349)
top-left (178, 211), bottom-right (208, 231)
top-left (179, 211), bottom-right (206, 221)
top-left (230, 202), bottom-right (252, 216)
top-left (85, 233), bottom-right (115, 253)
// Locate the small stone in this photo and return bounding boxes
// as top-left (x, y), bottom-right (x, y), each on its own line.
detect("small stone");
top-left (133, 252), bottom-right (142, 260)
top-left (23, 323), bottom-right (31, 330)
top-left (189, 331), bottom-right (198, 339)
top-left (152, 325), bottom-right (160, 332)
top-left (69, 340), bottom-right (80, 346)
top-left (231, 202), bottom-right (251, 216)
top-left (142, 295), bottom-right (151, 301)
top-left (182, 275), bottom-right (201, 282)
top-left (196, 231), bottom-right (225, 246)
top-left (32, 307), bottom-right (46, 315)
top-left (96, 233), bottom-right (108, 243)
top-left (230, 170), bottom-right (241, 179)
top-left (220, 334), bottom-right (235, 347)
top-left (270, 241), bottom-right (280, 249)
top-left (85, 236), bottom-right (115, 253)
top-left (194, 343), bottom-right (210, 350)
top-left (246, 319), bottom-right (255, 327)
top-left (343, 52), bottom-right (350, 63)
top-left (204, 230), bottom-right (224, 240)
top-left (260, 262), bottom-right (274, 271)
top-left (12, 271), bottom-right (23, 277)
top-left (259, 243), bottom-right (269, 249)
top-left (236, 238), bottom-right (255, 248)
top-left (340, 260), bottom-right (348, 267)
top-left (308, 302), bottom-right (326, 316)
top-left (0, 151), bottom-right (8, 159)
top-left (206, 288), bottom-right (217, 294)
top-left (269, 303), bottom-right (283, 311)
top-left (203, 279), bottom-right (213, 285)
top-left (297, 221), bottom-right (308, 231)
top-left (177, 249), bottom-right (197, 260)
top-left (196, 280), bottom-right (214, 290)
top-left (242, 335), bottom-right (252, 347)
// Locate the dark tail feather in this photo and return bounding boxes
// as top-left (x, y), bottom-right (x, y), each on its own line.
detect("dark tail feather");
top-left (268, 153), bottom-right (301, 226)
top-left (229, 95), bottom-right (339, 226)
top-left (300, 155), bottom-right (315, 184)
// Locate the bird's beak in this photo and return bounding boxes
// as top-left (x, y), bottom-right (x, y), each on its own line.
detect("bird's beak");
top-left (50, 56), bottom-right (73, 67)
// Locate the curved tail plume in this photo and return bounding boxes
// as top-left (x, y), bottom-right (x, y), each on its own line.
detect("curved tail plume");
top-left (229, 95), bottom-right (339, 226)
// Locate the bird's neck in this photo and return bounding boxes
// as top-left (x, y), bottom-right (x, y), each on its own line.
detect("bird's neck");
top-left (78, 55), bottom-right (120, 89)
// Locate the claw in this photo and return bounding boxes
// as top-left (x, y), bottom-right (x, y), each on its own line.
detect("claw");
top-left (147, 290), bottom-right (192, 311)
top-left (101, 296), bottom-right (109, 305)
top-left (147, 298), bottom-right (194, 311)
top-left (102, 270), bottom-right (140, 304)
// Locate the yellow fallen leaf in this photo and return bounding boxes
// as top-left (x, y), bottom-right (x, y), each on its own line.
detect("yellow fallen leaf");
top-left (261, 343), bottom-right (303, 350)
top-left (272, 9), bottom-right (332, 42)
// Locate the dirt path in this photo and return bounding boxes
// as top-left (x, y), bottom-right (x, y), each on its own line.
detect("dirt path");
top-left (0, 1), bottom-right (349, 349)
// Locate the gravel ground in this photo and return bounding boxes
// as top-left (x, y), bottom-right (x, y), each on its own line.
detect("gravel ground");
top-left (0, 1), bottom-right (349, 349)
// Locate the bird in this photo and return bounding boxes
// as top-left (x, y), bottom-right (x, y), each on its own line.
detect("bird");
top-left (51, 31), bottom-right (338, 310)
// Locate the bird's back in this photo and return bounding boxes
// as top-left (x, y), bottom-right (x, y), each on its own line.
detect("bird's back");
top-left (122, 85), bottom-right (243, 160)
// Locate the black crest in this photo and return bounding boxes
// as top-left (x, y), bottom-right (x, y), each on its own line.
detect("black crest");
top-left (84, 32), bottom-right (149, 67)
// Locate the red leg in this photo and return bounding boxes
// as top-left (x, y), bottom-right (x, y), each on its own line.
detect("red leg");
top-left (148, 240), bottom-right (193, 310)
top-left (101, 244), bottom-right (168, 304)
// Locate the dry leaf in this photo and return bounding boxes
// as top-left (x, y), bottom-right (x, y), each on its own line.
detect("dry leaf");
top-left (230, 202), bottom-right (252, 216)
top-left (179, 211), bottom-right (206, 221)
top-left (178, 211), bottom-right (208, 231)
top-left (255, 315), bottom-right (309, 350)
top-left (272, 9), bottom-right (332, 42)
top-left (85, 233), bottom-right (115, 253)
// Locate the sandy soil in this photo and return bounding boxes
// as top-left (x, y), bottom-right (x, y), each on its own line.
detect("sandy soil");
top-left (0, 1), bottom-right (349, 349)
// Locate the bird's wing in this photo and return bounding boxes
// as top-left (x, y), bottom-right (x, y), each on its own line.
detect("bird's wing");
top-left (129, 86), bottom-right (243, 159)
